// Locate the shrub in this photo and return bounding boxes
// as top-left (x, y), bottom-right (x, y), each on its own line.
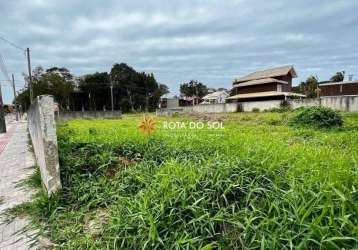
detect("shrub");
top-left (289, 106), bottom-right (343, 128)
top-left (252, 107), bottom-right (260, 112)
top-left (280, 100), bottom-right (291, 109)
top-left (270, 100), bottom-right (292, 113)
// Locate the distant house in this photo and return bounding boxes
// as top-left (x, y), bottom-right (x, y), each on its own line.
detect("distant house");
top-left (159, 96), bottom-right (200, 108)
top-left (207, 88), bottom-right (216, 93)
top-left (228, 65), bottom-right (305, 101)
top-left (201, 90), bottom-right (229, 104)
top-left (159, 98), bottom-right (179, 109)
top-left (319, 80), bottom-right (358, 96)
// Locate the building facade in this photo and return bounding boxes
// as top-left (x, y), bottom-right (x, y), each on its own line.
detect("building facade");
top-left (201, 90), bottom-right (229, 104)
top-left (228, 65), bottom-right (305, 101)
top-left (319, 80), bottom-right (358, 96)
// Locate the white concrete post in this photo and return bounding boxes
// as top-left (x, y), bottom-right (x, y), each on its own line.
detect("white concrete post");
top-left (28, 95), bottom-right (61, 195)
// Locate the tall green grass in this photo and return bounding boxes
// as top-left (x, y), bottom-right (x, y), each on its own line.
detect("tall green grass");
top-left (11, 113), bottom-right (358, 249)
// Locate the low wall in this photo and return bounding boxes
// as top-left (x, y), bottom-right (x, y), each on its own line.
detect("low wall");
top-left (240, 100), bottom-right (281, 112)
top-left (290, 96), bottom-right (358, 112)
top-left (156, 96), bottom-right (358, 114)
top-left (28, 95), bottom-right (61, 196)
top-left (156, 108), bottom-right (184, 116)
top-left (183, 103), bottom-right (238, 113)
top-left (56, 110), bottom-right (122, 120)
top-left (290, 98), bottom-right (320, 109)
top-left (242, 96), bottom-right (358, 112)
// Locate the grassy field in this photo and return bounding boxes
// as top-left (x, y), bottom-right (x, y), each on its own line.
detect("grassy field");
top-left (13, 112), bottom-right (358, 249)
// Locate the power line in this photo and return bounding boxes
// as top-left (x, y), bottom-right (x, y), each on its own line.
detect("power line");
top-left (0, 34), bottom-right (25, 52)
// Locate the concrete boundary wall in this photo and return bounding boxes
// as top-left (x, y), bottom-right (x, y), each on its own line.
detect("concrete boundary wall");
top-left (240, 100), bottom-right (281, 112)
top-left (28, 95), bottom-right (61, 195)
top-left (239, 96), bottom-right (358, 112)
top-left (290, 96), bottom-right (358, 112)
top-left (183, 103), bottom-right (239, 113)
top-left (56, 110), bottom-right (122, 121)
top-left (157, 96), bottom-right (358, 114)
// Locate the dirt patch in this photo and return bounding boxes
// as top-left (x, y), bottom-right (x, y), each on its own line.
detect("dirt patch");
top-left (105, 156), bottom-right (137, 177)
top-left (118, 156), bottom-right (136, 168)
top-left (83, 208), bottom-right (109, 238)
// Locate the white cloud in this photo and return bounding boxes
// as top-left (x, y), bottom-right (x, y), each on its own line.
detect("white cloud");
top-left (0, 0), bottom-right (358, 102)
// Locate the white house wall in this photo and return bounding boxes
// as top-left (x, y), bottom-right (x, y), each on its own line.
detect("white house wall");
top-left (176, 96), bottom-right (358, 113)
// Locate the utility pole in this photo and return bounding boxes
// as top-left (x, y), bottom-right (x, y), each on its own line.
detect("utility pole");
top-left (12, 74), bottom-right (19, 121)
top-left (110, 80), bottom-right (114, 111)
top-left (0, 82), bottom-right (6, 133)
top-left (26, 48), bottom-right (33, 102)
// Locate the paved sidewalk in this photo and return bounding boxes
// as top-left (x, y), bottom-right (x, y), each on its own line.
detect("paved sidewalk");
top-left (0, 124), bottom-right (16, 155)
top-left (0, 121), bottom-right (37, 250)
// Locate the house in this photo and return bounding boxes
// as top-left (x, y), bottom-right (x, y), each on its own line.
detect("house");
top-left (207, 88), bottom-right (216, 93)
top-left (319, 80), bottom-right (358, 96)
top-left (201, 90), bottom-right (229, 104)
top-left (228, 65), bottom-right (305, 101)
top-left (159, 96), bottom-right (200, 108)
top-left (159, 98), bottom-right (179, 109)
top-left (180, 96), bottom-right (201, 106)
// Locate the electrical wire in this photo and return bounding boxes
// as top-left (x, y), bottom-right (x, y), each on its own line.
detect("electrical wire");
top-left (0, 34), bottom-right (25, 52)
top-left (0, 35), bottom-right (28, 101)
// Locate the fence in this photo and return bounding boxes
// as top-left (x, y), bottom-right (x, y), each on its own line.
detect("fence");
top-left (28, 95), bottom-right (61, 196)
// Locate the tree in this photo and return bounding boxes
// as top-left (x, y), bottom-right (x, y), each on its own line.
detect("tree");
top-left (110, 63), bottom-right (168, 112)
top-left (16, 63), bottom-right (167, 112)
top-left (330, 71), bottom-right (345, 82)
top-left (110, 63), bottom-right (138, 111)
top-left (41, 73), bottom-right (74, 109)
top-left (16, 66), bottom-right (75, 110)
top-left (151, 84), bottom-right (169, 109)
top-left (156, 84), bottom-right (169, 97)
top-left (293, 76), bottom-right (319, 98)
top-left (79, 72), bottom-right (110, 110)
top-left (46, 67), bottom-right (73, 81)
top-left (180, 80), bottom-right (208, 97)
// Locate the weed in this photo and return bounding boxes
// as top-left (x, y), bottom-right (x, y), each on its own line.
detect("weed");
top-left (289, 106), bottom-right (343, 128)
top-left (9, 113), bottom-right (358, 249)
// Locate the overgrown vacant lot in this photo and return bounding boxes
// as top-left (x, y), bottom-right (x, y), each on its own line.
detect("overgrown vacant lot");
top-left (20, 113), bottom-right (358, 249)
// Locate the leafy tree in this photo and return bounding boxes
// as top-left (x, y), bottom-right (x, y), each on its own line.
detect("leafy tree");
top-left (110, 63), bottom-right (137, 111)
top-left (292, 76), bottom-right (319, 98)
top-left (41, 73), bottom-right (74, 109)
top-left (110, 63), bottom-right (168, 112)
top-left (180, 80), bottom-right (208, 97)
top-left (16, 63), bottom-right (167, 112)
top-left (79, 72), bottom-right (110, 111)
top-left (151, 84), bottom-right (169, 109)
top-left (15, 88), bottom-right (30, 111)
top-left (155, 84), bottom-right (169, 98)
top-left (330, 71), bottom-right (345, 82)
top-left (16, 66), bottom-right (75, 110)
top-left (46, 67), bottom-right (73, 81)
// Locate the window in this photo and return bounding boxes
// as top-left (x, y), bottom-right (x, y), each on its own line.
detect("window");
top-left (277, 84), bottom-right (282, 92)
top-left (340, 85), bottom-right (343, 93)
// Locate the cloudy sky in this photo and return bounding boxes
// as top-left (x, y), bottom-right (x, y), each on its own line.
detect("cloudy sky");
top-left (1, 0), bottom-right (358, 103)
